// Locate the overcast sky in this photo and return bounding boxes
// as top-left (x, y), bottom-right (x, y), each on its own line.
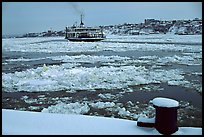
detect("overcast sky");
top-left (2, 2), bottom-right (202, 35)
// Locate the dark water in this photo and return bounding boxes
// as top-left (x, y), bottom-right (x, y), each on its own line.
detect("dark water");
top-left (119, 83), bottom-right (202, 109)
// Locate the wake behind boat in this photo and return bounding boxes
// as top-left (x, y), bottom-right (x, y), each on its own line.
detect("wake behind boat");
top-left (65, 15), bottom-right (106, 42)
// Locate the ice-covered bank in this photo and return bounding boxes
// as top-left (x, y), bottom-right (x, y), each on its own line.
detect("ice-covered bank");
top-left (2, 109), bottom-right (202, 135)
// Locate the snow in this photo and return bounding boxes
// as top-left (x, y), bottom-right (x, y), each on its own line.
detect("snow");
top-left (2, 109), bottom-right (202, 135)
top-left (138, 116), bottom-right (155, 123)
top-left (152, 97), bottom-right (179, 108)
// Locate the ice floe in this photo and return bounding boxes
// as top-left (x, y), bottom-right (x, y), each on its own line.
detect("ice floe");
top-left (2, 35), bottom-right (201, 53)
top-left (90, 101), bottom-right (116, 109)
top-left (41, 101), bottom-right (146, 120)
top-left (3, 64), bottom-right (190, 92)
top-left (2, 48), bottom-right (201, 93)
top-left (42, 102), bottom-right (90, 114)
top-left (98, 93), bottom-right (115, 99)
top-left (105, 34), bottom-right (202, 43)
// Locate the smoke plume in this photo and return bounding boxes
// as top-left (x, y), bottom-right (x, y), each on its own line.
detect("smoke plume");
top-left (69, 2), bottom-right (84, 17)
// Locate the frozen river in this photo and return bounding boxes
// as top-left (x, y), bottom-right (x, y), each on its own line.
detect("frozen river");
top-left (2, 34), bottom-right (202, 127)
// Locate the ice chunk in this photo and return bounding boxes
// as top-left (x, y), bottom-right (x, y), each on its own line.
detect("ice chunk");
top-left (90, 102), bottom-right (115, 109)
top-left (117, 107), bottom-right (131, 117)
top-left (42, 102), bottom-right (90, 114)
top-left (98, 93), bottom-right (115, 99)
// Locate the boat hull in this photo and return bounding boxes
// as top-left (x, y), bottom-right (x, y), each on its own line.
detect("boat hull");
top-left (67, 38), bottom-right (105, 42)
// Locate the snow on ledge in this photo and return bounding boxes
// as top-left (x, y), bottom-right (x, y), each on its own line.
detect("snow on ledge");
top-left (138, 116), bottom-right (155, 123)
top-left (2, 109), bottom-right (201, 135)
top-left (152, 97), bottom-right (179, 108)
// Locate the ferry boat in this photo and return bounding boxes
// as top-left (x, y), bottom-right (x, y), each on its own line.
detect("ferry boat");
top-left (65, 15), bottom-right (106, 42)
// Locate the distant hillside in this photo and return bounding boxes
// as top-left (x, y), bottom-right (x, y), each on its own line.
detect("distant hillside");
top-left (8, 18), bottom-right (201, 38)
top-left (102, 18), bottom-right (202, 35)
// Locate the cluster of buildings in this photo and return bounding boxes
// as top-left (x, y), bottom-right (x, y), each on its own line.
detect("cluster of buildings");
top-left (101, 18), bottom-right (202, 35)
top-left (22, 30), bottom-right (65, 38)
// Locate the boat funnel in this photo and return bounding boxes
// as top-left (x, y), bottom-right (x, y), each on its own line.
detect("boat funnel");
top-left (80, 14), bottom-right (84, 27)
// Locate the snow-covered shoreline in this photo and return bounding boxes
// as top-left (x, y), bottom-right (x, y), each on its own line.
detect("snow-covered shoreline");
top-left (2, 109), bottom-right (202, 135)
